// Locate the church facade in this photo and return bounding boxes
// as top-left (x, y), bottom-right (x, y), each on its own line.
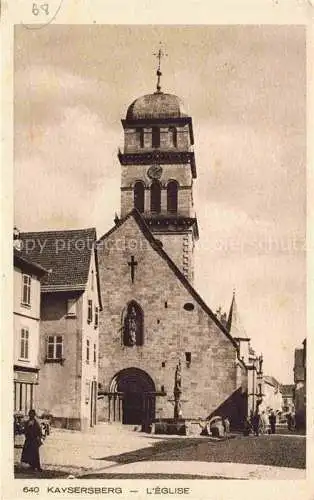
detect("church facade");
top-left (96, 80), bottom-right (251, 428)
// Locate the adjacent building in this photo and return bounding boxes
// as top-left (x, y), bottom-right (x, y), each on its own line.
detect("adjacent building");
top-left (19, 228), bottom-right (102, 431)
top-left (260, 375), bottom-right (283, 414)
top-left (13, 237), bottom-right (47, 414)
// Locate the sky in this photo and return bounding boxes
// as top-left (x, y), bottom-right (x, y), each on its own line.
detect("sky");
top-left (14, 25), bottom-right (306, 384)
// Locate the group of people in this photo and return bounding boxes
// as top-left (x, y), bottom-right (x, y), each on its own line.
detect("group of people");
top-left (243, 410), bottom-right (277, 436)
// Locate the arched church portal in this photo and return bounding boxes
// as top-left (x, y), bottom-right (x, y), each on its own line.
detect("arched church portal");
top-left (109, 368), bottom-right (156, 425)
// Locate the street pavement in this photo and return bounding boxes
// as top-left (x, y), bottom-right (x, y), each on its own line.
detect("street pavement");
top-left (14, 422), bottom-right (306, 480)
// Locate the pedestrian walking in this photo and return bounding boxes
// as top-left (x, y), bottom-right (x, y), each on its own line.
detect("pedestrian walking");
top-left (287, 412), bottom-right (292, 431)
top-left (291, 412), bottom-right (295, 430)
top-left (269, 411), bottom-right (276, 434)
top-left (260, 411), bottom-right (269, 435)
top-left (243, 417), bottom-right (251, 436)
top-left (252, 411), bottom-right (260, 436)
top-left (21, 409), bottom-right (43, 472)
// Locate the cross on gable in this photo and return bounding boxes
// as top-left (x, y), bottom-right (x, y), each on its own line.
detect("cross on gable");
top-left (128, 255), bottom-right (138, 284)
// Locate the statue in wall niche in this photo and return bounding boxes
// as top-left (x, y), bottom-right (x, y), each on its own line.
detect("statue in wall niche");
top-left (258, 354), bottom-right (263, 373)
top-left (122, 301), bottom-right (144, 347)
top-left (126, 306), bottom-right (137, 346)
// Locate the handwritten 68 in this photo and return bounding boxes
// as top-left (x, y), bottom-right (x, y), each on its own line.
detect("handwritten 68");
top-left (32, 3), bottom-right (49, 15)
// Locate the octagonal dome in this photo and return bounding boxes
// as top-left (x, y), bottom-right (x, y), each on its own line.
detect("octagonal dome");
top-left (126, 92), bottom-right (188, 120)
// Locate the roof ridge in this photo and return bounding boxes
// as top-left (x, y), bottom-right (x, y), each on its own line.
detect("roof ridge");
top-left (20, 227), bottom-right (96, 235)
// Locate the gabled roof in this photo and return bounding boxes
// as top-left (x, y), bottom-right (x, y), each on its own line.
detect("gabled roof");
top-left (98, 208), bottom-right (239, 350)
top-left (19, 228), bottom-right (98, 295)
top-left (227, 291), bottom-right (249, 340)
top-left (14, 248), bottom-right (48, 277)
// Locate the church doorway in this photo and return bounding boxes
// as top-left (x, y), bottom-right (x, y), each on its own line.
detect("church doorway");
top-left (109, 368), bottom-right (156, 426)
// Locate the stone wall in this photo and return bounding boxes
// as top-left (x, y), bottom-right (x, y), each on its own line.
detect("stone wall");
top-left (156, 231), bottom-right (194, 283)
top-left (97, 215), bottom-right (240, 423)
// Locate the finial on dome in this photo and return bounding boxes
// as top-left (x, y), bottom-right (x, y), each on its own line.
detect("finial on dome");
top-left (153, 42), bottom-right (167, 93)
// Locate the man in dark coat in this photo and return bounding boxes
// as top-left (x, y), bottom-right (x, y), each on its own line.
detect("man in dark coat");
top-left (252, 411), bottom-right (260, 436)
top-left (243, 416), bottom-right (252, 436)
top-left (287, 412), bottom-right (292, 431)
top-left (21, 409), bottom-right (43, 471)
top-left (269, 411), bottom-right (276, 434)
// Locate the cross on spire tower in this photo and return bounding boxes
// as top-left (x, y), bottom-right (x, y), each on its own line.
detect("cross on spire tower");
top-left (153, 42), bottom-right (167, 93)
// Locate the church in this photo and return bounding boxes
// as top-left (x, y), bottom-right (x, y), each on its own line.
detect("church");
top-left (17, 53), bottom-right (263, 431)
top-left (95, 56), bottom-right (261, 428)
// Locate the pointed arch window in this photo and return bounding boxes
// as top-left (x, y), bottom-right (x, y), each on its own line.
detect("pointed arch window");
top-left (134, 181), bottom-right (145, 213)
top-left (169, 127), bottom-right (177, 148)
top-left (123, 301), bottom-right (144, 346)
top-left (151, 180), bottom-right (161, 214)
top-left (152, 127), bottom-right (160, 148)
top-left (167, 180), bottom-right (178, 213)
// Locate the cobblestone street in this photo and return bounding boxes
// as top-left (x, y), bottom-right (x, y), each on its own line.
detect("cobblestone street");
top-left (14, 423), bottom-right (306, 480)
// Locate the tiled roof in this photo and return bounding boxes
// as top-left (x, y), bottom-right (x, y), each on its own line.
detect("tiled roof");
top-left (98, 209), bottom-right (239, 351)
top-left (14, 248), bottom-right (48, 276)
top-left (19, 228), bottom-right (96, 292)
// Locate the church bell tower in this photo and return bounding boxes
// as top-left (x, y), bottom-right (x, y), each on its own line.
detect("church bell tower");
top-left (118, 47), bottom-right (199, 283)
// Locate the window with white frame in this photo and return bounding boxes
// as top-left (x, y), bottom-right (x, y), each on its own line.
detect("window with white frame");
top-left (86, 339), bottom-right (90, 363)
top-left (47, 335), bottom-right (63, 360)
top-left (94, 306), bottom-right (99, 328)
top-left (20, 328), bottom-right (29, 359)
top-left (21, 274), bottom-right (31, 306)
top-left (87, 300), bottom-right (93, 323)
top-left (67, 299), bottom-right (77, 317)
